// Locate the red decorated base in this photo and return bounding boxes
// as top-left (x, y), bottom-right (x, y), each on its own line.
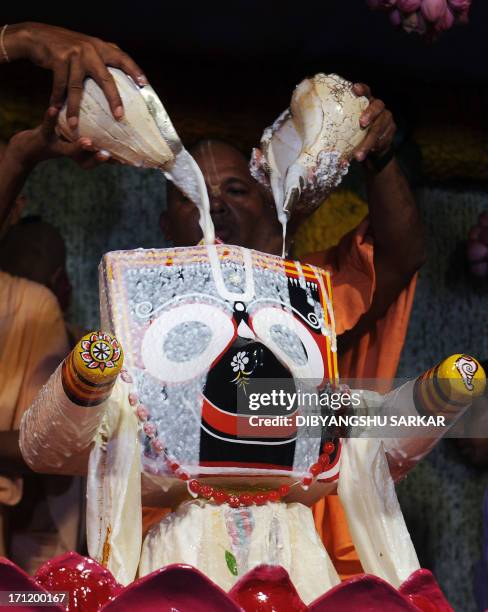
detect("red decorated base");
top-left (0, 553), bottom-right (453, 612)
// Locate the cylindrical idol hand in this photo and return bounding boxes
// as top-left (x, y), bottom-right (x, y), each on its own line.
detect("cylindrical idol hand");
top-left (63, 331), bottom-right (124, 406)
top-left (20, 331), bottom-right (123, 474)
top-left (383, 353), bottom-right (486, 480)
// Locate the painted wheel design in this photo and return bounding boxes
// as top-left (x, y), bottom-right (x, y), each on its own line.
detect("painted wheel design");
top-left (79, 332), bottom-right (122, 373)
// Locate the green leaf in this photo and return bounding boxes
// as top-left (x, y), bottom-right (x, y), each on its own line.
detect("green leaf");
top-left (225, 550), bottom-right (238, 576)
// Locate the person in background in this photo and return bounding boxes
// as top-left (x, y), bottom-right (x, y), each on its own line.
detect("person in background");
top-left (0, 20), bottom-right (140, 569)
top-left (0, 216), bottom-right (71, 312)
top-left (0, 152), bottom-right (84, 571)
top-left (0, 238), bottom-right (73, 569)
top-left (0, 215), bottom-right (85, 347)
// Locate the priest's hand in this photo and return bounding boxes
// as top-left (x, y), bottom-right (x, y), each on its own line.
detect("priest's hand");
top-left (2, 22), bottom-right (147, 126)
top-left (0, 108), bottom-right (109, 231)
top-left (352, 83), bottom-right (396, 166)
top-left (6, 107), bottom-right (110, 170)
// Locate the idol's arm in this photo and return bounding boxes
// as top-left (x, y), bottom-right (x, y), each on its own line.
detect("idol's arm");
top-left (354, 354), bottom-right (487, 481)
top-left (20, 332), bottom-right (123, 475)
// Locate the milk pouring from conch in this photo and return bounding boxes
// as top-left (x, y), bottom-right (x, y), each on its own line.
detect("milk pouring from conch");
top-left (251, 73), bottom-right (370, 256)
top-left (57, 67), bottom-right (215, 245)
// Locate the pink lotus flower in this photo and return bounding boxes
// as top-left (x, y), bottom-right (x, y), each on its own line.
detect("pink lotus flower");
top-left (402, 11), bottom-right (428, 33)
top-left (390, 9), bottom-right (403, 26)
top-left (366, 0), bottom-right (469, 36)
top-left (434, 6), bottom-right (455, 31)
top-left (0, 553), bottom-right (454, 611)
top-left (420, 0), bottom-right (448, 23)
top-left (397, 0), bottom-right (422, 12)
top-left (448, 0), bottom-right (471, 11)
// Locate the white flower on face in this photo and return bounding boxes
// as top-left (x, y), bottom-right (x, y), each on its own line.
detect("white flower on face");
top-left (231, 351), bottom-right (250, 373)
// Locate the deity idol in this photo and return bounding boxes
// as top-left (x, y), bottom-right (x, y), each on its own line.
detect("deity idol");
top-left (17, 70), bottom-right (486, 607)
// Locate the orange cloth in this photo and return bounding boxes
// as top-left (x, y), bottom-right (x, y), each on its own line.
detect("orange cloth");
top-left (0, 271), bottom-right (69, 429)
top-left (301, 218), bottom-right (417, 579)
top-left (142, 507), bottom-right (171, 539)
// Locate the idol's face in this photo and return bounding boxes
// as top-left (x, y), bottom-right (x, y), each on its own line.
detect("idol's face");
top-left (161, 141), bottom-right (283, 254)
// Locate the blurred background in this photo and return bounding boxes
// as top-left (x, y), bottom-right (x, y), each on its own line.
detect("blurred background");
top-left (1, 1), bottom-right (487, 609)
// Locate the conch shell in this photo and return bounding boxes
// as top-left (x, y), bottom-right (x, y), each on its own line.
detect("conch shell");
top-left (251, 73), bottom-right (369, 237)
top-left (57, 68), bottom-right (214, 244)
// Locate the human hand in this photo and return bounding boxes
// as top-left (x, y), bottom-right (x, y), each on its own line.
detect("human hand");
top-left (352, 83), bottom-right (397, 163)
top-left (4, 22), bottom-right (147, 127)
top-left (6, 107), bottom-right (111, 170)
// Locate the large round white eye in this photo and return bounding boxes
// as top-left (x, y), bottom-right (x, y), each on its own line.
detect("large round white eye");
top-left (250, 307), bottom-right (324, 380)
top-left (141, 303), bottom-right (235, 383)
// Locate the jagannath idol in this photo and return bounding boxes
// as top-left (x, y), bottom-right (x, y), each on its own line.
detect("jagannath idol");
top-left (14, 71), bottom-right (486, 609)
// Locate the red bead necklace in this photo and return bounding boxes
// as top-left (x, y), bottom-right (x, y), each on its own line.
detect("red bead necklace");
top-left (127, 372), bottom-right (336, 508)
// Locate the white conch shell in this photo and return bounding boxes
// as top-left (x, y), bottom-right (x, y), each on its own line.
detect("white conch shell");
top-left (58, 68), bottom-right (178, 169)
top-left (252, 73), bottom-right (369, 234)
top-left (58, 68), bottom-right (214, 244)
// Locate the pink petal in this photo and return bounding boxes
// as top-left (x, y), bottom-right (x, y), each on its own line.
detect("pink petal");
top-left (434, 6), bottom-right (454, 30)
top-left (0, 557), bottom-right (64, 612)
top-left (421, 0), bottom-right (447, 22)
top-left (390, 8), bottom-right (402, 26)
top-left (399, 568), bottom-right (454, 611)
top-left (102, 564), bottom-right (240, 612)
top-left (309, 573), bottom-right (420, 611)
top-left (447, 0), bottom-right (470, 10)
top-left (229, 565), bottom-right (307, 611)
top-left (397, 0), bottom-right (421, 11)
top-left (402, 11), bottom-right (427, 33)
top-left (35, 552), bottom-right (122, 612)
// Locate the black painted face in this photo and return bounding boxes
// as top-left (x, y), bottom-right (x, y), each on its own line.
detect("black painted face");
top-left (201, 300), bottom-right (298, 467)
